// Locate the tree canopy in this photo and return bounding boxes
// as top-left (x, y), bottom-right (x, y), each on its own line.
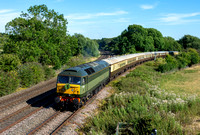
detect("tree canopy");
top-left (178, 35), bottom-right (200, 50)
top-left (3, 4), bottom-right (77, 69)
top-left (73, 33), bottom-right (99, 57)
top-left (98, 24), bottom-right (189, 55)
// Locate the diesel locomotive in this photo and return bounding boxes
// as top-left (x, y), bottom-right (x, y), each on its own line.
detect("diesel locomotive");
top-left (55, 51), bottom-right (178, 109)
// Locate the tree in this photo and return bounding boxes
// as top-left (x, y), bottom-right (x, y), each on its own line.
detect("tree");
top-left (178, 35), bottom-right (200, 50)
top-left (4, 4), bottom-right (76, 68)
top-left (73, 34), bottom-right (99, 57)
top-left (147, 28), bottom-right (165, 50)
top-left (163, 37), bottom-right (182, 51)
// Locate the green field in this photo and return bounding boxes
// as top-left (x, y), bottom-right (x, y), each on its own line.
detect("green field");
top-left (160, 65), bottom-right (200, 96)
top-left (80, 62), bottom-right (200, 135)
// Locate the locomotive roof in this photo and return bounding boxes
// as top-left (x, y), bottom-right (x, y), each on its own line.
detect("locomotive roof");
top-left (58, 60), bottom-right (109, 77)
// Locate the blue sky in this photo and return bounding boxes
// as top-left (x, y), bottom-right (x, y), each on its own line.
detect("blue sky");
top-left (0, 0), bottom-right (200, 40)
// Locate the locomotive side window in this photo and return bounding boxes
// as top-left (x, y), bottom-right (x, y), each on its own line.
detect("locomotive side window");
top-left (82, 77), bottom-right (86, 85)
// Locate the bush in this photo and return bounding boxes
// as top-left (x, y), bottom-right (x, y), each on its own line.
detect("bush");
top-left (187, 48), bottom-right (200, 65)
top-left (18, 62), bottom-right (45, 87)
top-left (176, 52), bottom-right (190, 69)
top-left (43, 65), bottom-right (55, 80)
top-left (157, 55), bottom-right (178, 72)
top-left (0, 54), bottom-right (21, 72)
top-left (0, 70), bottom-right (20, 96)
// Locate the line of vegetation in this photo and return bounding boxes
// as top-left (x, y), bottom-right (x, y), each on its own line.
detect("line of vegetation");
top-left (157, 48), bottom-right (199, 73)
top-left (0, 54), bottom-right (95, 97)
top-left (80, 55), bottom-right (200, 134)
top-left (97, 25), bottom-right (200, 55)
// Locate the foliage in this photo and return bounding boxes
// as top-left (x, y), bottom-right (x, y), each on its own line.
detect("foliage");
top-left (154, 58), bottom-right (166, 67)
top-left (98, 24), bottom-right (183, 54)
top-left (18, 62), bottom-right (45, 87)
top-left (95, 38), bottom-right (113, 50)
top-left (73, 34), bottom-right (99, 57)
top-left (43, 65), bottom-right (55, 80)
top-left (0, 70), bottom-right (20, 96)
top-left (0, 33), bottom-right (8, 51)
top-left (3, 4), bottom-right (77, 68)
top-left (0, 54), bottom-right (21, 72)
top-left (80, 63), bottom-right (200, 134)
top-left (187, 48), bottom-right (200, 65)
top-left (178, 35), bottom-right (200, 50)
top-left (176, 52), bottom-right (191, 69)
top-left (157, 48), bottom-right (200, 73)
top-left (163, 36), bottom-right (182, 51)
top-left (80, 62), bottom-right (200, 134)
top-left (157, 55), bottom-right (178, 72)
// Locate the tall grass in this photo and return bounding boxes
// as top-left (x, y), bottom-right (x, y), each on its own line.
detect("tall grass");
top-left (80, 62), bottom-right (200, 134)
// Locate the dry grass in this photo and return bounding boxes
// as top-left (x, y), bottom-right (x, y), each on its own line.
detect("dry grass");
top-left (160, 65), bottom-right (200, 96)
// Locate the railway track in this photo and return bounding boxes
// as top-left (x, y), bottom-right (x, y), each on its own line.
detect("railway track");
top-left (0, 78), bottom-right (56, 112)
top-left (0, 90), bottom-right (56, 133)
top-left (97, 51), bottom-right (114, 60)
top-left (27, 84), bottom-right (105, 135)
top-left (0, 52), bottom-right (112, 134)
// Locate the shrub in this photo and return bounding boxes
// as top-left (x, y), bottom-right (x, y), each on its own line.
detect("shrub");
top-left (18, 62), bottom-right (45, 87)
top-left (0, 54), bottom-right (21, 72)
top-left (176, 52), bottom-right (190, 69)
top-left (0, 70), bottom-right (20, 96)
top-left (157, 55), bottom-right (178, 72)
top-left (187, 48), bottom-right (200, 65)
top-left (43, 65), bottom-right (55, 80)
top-left (154, 58), bottom-right (166, 67)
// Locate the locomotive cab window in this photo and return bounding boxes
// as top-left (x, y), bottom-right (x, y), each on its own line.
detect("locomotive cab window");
top-left (57, 76), bottom-right (81, 84)
top-left (82, 77), bottom-right (86, 85)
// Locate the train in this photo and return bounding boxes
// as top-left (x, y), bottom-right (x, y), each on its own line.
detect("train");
top-left (55, 51), bottom-right (179, 109)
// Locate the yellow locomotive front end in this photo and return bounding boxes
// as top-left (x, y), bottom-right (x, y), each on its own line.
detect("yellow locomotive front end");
top-left (55, 75), bottom-right (82, 109)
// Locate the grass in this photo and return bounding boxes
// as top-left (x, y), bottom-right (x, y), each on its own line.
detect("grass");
top-left (80, 61), bottom-right (200, 135)
top-left (160, 65), bottom-right (200, 96)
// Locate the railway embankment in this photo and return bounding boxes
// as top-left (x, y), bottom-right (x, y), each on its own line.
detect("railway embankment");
top-left (79, 62), bottom-right (200, 134)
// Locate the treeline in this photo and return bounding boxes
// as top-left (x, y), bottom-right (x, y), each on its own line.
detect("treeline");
top-left (97, 24), bottom-right (200, 55)
top-left (156, 48), bottom-right (200, 73)
top-left (0, 5), bottom-right (99, 96)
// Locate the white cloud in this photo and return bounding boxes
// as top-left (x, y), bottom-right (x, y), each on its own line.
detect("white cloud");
top-left (140, 3), bottom-right (157, 10)
top-left (65, 10), bottom-right (128, 20)
top-left (0, 9), bottom-right (20, 32)
top-left (159, 12), bottom-right (200, 25)
top-left (0, 9), bottom-right (13, 14)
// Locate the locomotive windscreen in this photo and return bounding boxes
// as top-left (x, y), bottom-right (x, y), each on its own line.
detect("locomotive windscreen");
top-left (57, 76), bottom-right (81, 84)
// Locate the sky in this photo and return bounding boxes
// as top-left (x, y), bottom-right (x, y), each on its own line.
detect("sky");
top-left (0, 0), bottom-right (200, 40)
